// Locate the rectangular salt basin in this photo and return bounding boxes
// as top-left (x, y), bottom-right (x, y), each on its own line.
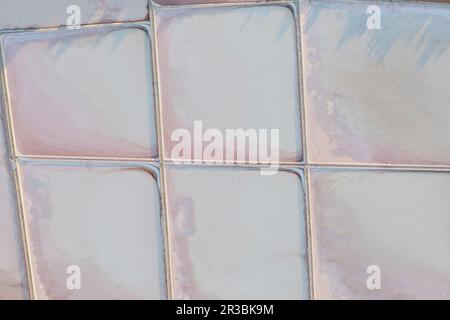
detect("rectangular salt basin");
top-left (155, 5), bottom-right (303, 163)
top-left (0, 0), bottom-right (149, 30)
top-left (164, 165), bottom-right (310, 299)
top-left (309, 169), bottom-right (450, 299)
top-left (0, 25), bottom-right (158, 159)
top-left (18, 161), bottom-right (166, 299)
top-left (0, 100), bottom-right (28, 299)
top-left (301, 0), bottom-right (450, 166)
